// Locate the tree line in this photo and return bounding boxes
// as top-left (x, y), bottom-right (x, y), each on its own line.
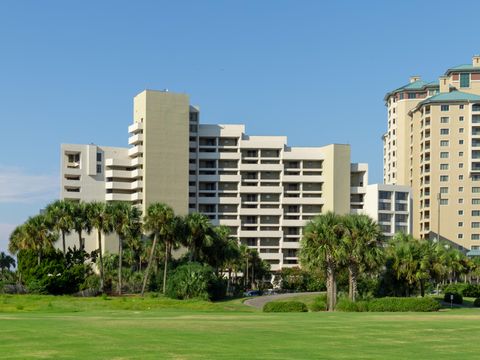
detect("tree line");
top-left (300, 212), bottom-right (480, 311)
top-left (8, 200), bottom-right (269, 296)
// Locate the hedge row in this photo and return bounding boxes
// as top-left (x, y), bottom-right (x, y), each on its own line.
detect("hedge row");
top-left (443, 292), bottom-right (463, 304)
top-left (310, 295), bottom-right (327, 312)
top-left (336, 297), bottom-right (440, 312)
top-left (444, 283), bottom-right (480, 298)
top-left (263, 301), bottom-right (308, 312)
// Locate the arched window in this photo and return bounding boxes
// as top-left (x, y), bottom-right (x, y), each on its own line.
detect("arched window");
top-left (472, 103), bottom-right (480, 112)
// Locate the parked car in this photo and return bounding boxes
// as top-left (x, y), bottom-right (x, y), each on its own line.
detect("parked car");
top-left (243, 290), bottom-right (262, 297)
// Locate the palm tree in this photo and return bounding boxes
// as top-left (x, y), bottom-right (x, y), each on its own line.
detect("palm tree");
top-left (341, 214), bottom-right (383, 301)
top-left (141, 203), bottom-right (175, 296)
top-left (184, 212), bottom-right (215, 262)
top-left (71, 202), bottom-right (90, 250)
top-left (45, 200), bottom-right (74, 254)
top-left (86, 202), bottom-right (113, 293)
top-left (9, 215), bottom-right (57, 266)
top-left (300, 212), bottom-right (344, 311)
top-left (109, 202), bottom-right (142, 295)
top-left (0, 252), bottom-right (15, 273)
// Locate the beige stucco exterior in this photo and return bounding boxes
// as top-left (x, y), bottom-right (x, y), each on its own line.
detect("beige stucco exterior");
top-left (60, 90), bottom-right (369, 269)
top-left (384, 55), bottom-right (480, 250)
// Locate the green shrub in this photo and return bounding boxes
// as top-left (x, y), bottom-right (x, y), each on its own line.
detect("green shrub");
top-left (368, 297), bottom-right (440, 312)
top-left (444, 292), bottom-right (463, 305)
top-left (310, 295), bottom-right (327, 312)
top-left (165, 262), bottom-right (226, 301)
top-left (473, 298), bottom-right (480, 307)
top-left (443, 283), bottom-right (480, 298)
top-left (336, 297), bottom-right (440, 312)
top-left (263, 301), bottom-right (308, 313)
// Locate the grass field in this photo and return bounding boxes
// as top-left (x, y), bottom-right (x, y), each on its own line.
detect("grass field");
top-left (1, 295), bottom-right (480, 359)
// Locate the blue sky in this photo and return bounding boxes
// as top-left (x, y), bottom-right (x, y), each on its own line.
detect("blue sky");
top-left (1, 0), bottom-right (479, 252)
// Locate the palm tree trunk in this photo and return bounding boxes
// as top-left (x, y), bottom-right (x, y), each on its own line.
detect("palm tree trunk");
top-left (348, 267), bottom-right (358, 302)
top-left (246, 257), bottom-right (249, 289)
top-left (117, 236), bottom-right (123, 296)
top-left (141, 233), bottom-right (158, 296)
top-left (62, 231), bottom-right (66, 254)
top-left (98, 230), bottom-right (104, 293)
top-left (78, 229), bottom-right (83, 251)
top-left (420, 280), bottom-right (425, 297)
top-left (163, 241), bottom-right (169, 294)
top-left (332, 271), bottom-right (337, 310)
top-left (327, 265), bottom-right (334, 311)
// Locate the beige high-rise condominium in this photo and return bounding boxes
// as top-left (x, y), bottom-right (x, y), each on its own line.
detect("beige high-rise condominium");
top-left (384, 55), bottom-right (480, 250)
top-left (61, 89), bottom-right (369, 270)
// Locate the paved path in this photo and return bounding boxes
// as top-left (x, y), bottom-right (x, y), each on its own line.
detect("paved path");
top-left (243, 292), bottom-right (322, 309)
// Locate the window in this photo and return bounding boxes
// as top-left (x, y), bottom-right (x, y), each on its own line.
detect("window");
top-left (96, 152), bottom-right (102, 162)
top-left (474, 104), bottom-right (480, 112)
top-left (473, 234), bottom-right (480, 240)
top-left (459, 163), bottom-right (464, 168)
top-left (458, 222), bottom-right (463, 227)
top-left (459, 140), bottom-right (464, 145)
top-left (459, 175), bottom-right (464, 180)
top-left (440, 187), bottom-right (448, 194)
top-left (459, 187), bottom-right (464, 192)
top-left (460, 105), bottom-right (464, 110)
top-left (440, 152), bottom-right (449, 158)
top-left (473, 199), bottom-right (480, 205)
top-left (440, 129), bottom-right (449, 135)
top-left (458, 234), bottom-right (464, 239)
top-left (460, 73), bottom-right (470, 88)
top-left (440, 164), bottom-right (449, 170)
top-left (96, 164), bottom-right (102, 173)
top-left (460, 128), bottom-right (464, 133)
top-left (460, 116), bottom-right (464, 121)
top-left (472, 210), bottom-right (480, 216)
top-left (440, 175), bottom-right (449, 182)
top-left (459, 152), bottom-right (464, 157)
top-left (459, 198), bottom-right (464, 204)
top-left (440, 117), bottom-right (449, 124)
top-left (459, 210), bottom-right (464, 215)
top-left (441, 105), bottom-right (450, 111)
top-left (408, 93), bottom-right (416, 99)
top-left (440, 199), bottom-right (449, 205)
top-left (440, 140), bottom-right (449, 147)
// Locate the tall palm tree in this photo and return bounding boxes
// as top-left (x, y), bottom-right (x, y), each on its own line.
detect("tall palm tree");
top-left (9, 215), bottom-right (57, 266)
top-left (184, 212), bottom-right (215, 262)
top-left (341, 214), bottom-right (383, 301)
top-left (45, 200), bottom-right (74, 254)
top-left (141, 203), bottom-right (175, 296)
top-left (300, 212), bottom-right (344, 311)
top-left (109, 202), bottom-right (142, 295)
top-left (160, 215), bottom-right (185, 294)
top-left (71, 202), bottom-right (91, 250)
top-left (86, 202), bottom-right (113, 293)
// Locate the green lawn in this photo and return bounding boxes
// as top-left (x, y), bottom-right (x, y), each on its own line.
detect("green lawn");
top-left (1, 295), bottom-right (480, 359)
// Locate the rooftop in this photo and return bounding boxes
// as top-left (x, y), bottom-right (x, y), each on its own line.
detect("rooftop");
top-left (418, 90), bottom-right (480, 106)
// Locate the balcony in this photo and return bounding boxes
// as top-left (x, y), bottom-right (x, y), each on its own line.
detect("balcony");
top-left (105, 169), bottom-right (131, 179)
top-left (128, 134), bottom-right (143, 145)
top-left (128, 145), bottom-right (143, 157)
top-left (128, 122), bottom-right (143, 134)
top-left (106, 193), bottom-right (132, 202)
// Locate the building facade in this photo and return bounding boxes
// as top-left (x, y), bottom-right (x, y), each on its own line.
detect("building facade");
top-left (383, 55), bottom-right (480, 250)
top-left (61, 90), bottom-right (370, 270)
top-left (363, 184), bottom-right (412, 240)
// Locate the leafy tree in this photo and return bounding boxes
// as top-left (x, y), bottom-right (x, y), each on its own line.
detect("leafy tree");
top-left (184, 212), bottom-right (215, 262)
top-left (45, 200), bottom-right (74, 254)
top-left (109, 202), bottom-right (142, 295)
top-left (300, 212), bottom-right (344, 311)
top-left (71, 202), bottom-right (91, 250)
top-left (141, 203), bottom-right (175, 296)
top-left (0, 252), bottom-right (15, 273)
top-left (9, 215), bottom-right (57, 266)
top-left (86, 202), bottom-right (113, 293)
top-left (341, 214), bottom-right (383, 301)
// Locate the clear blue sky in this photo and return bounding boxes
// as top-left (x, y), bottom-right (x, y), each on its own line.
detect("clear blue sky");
top-left (1, 0), bottom-right (479, 252)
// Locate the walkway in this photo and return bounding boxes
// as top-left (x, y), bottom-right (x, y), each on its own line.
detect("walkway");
top-left (243, 292), bottom-right (321, 309)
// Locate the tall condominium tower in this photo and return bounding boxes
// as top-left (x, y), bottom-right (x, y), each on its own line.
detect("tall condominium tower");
top-left (61, 90), bottom-right (369, 270)
top-left (383, 55), bottom-right (480, 250)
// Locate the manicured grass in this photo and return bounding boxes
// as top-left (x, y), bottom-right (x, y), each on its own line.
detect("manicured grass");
top-left (1, 295), bottom-right (480, 359)
top-left (270, 293), bottom-right (323, 307)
